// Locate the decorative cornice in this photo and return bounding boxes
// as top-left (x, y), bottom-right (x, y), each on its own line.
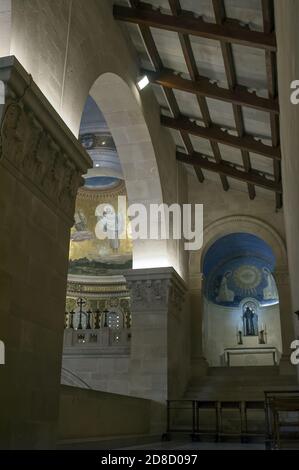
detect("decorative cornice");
top-left (77, 179), bottom-right (126, 201)
top-left (0, 56), bottom-right (92, 222)
top-left (67, 274), bottom-right (129, 297)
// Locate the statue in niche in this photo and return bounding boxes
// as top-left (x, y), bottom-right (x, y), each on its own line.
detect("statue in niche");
top-left (242, 304), bottom-right (259, 336)
top-left (216, 271), bottom-right (235, 303)
top-left (263, 267), bottom-right (278, 301)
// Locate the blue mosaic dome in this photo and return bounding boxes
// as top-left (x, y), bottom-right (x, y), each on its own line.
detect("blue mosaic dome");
top-left (203, 233), bottom-right (278, 307)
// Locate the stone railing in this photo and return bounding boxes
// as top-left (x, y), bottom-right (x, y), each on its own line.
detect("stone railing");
top-left (63, 327), bottom-right (131, 354)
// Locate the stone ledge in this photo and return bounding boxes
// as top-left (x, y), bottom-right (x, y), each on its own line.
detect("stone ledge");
top-left (0, 55), bottom-right (92, 222)
top-left (0, 55), bottom-right (91, 173)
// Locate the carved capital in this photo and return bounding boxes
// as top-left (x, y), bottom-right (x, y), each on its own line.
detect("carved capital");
top-left (125, 267), bottom-right (186, 314)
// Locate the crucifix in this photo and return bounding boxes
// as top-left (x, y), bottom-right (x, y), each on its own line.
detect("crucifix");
top-left (77, 298), bottom-right (87, 330)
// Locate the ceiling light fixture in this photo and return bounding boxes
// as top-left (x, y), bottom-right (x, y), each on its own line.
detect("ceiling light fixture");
top-left (137, 75), bottom-right (149, 90)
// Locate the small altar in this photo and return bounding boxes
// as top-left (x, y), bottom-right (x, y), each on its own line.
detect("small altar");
top-left (223, 337), bottom-right (278, 367)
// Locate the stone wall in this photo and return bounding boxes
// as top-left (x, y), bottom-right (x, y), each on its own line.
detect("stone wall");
top-left (275, 0), bottom-right (299, 349)
top-left (0, 57), bottom-right (91, 449)
top-left (58, 385), bottom-right (159, 446)
top-left (62, 355), bottom-right (131, 396)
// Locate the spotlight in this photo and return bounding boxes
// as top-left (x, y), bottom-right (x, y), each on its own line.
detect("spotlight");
top-left (137, 75), bottom-right (149, 90)
top-left (95, 163), bottom-right (100, 168)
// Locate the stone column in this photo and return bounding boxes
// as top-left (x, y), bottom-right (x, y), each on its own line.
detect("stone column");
top-left (0, 56), bottom-right (91, 449)
top-left (125, 267), bottom-right (188, 403)
top-left (189, 273), bottom-right (208, 378)
top-left (274, 268), bottom-right (296, 375)
top-left (275, 1), bottom-right (299, 342)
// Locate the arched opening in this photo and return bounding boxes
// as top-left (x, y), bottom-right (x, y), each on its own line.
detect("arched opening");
top-left (202, 233), bottom-right (283, 367)
top-left (69, 95), bottom-right (133, 276)
top-left (89, 72), bottom-right (170, 270)
top-left (62, 72), bottom-right (172, 394)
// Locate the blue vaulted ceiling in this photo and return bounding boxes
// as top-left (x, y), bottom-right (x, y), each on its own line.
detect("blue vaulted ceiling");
top-left (79, 96), bottom-right (123, 180)
top-left (203, 233), bottom-right (278, 307)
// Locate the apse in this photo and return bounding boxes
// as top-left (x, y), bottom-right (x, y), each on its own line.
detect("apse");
top-left (202, 233), bottom-right (282, 367)
top-left (68, 96), bottom-right (132, 276)
top-left (203, 233), bottom-right (278, 308)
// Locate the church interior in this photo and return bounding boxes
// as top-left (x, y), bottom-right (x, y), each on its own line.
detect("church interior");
top-left (0, 0), bottom-right (299, 451)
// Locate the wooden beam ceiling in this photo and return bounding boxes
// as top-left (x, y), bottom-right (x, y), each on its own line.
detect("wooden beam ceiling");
top-left (176, 151), bottom-right (282, 193)
top-left (126, 0), bottom-right (204, 183)
top-left (113, 4), bottom-right (277, 51)
top-left (114, 0), bottom-right (282, 200)
top-left (262, 0), bottom-right (282, 208)
top-left (168, 0), bottom-right (229, 191)
top-left (161, 115), bottom-right (281, 160)
top-left (142, 69), bottom-right (279, 114)
top-left (212, 0), bottom-right (255, 199)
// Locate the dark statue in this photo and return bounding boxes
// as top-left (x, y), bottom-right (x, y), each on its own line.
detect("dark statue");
top-left (243, 306), bottom-right (258, 336)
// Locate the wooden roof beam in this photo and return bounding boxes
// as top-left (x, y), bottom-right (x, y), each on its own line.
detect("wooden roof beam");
top-left (161, 114), bottom-right (281, 160)
top-left (177, 151), bottom-right (282, 193)
top-left (168, 0), bottom-right (229, 191)
top-left (143, 69), bottom-right (279, 114)
top-left (113, 5), bottom-right (277, 51)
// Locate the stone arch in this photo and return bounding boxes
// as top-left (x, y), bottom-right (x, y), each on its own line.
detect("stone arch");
top-left (87, 72), bottom-right (170, 270)
top-left (189, 216), bottom-right (291, 372)
top-left (0, 0), bottom-right (183, 274)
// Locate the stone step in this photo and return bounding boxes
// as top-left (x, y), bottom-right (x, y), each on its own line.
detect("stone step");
top-left (189, 375), bottom-right (296, 385)
top-left (187, 381), bottom-right (297, 393)
top-left (184, 366), bottom-right (298, 401)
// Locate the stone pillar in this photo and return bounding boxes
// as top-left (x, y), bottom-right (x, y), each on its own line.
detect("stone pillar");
top-left (125, 268), bottom-right (188, 403)
top-left (189, 273), bottom-right (208, 378)
top-left (0, 56), bottom-right (91, 449)
top-left (274, 268), bottom-right (296, 375)
top-left (275, 1), bottom-right (299, 343)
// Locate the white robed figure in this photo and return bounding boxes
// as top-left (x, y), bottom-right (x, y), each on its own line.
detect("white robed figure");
top-left (263, 267), bottom-right (278, 301)
top-left (95, 203), bottom-right (124, 251)
top-left (216, 271), bottom-right (235, 303)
